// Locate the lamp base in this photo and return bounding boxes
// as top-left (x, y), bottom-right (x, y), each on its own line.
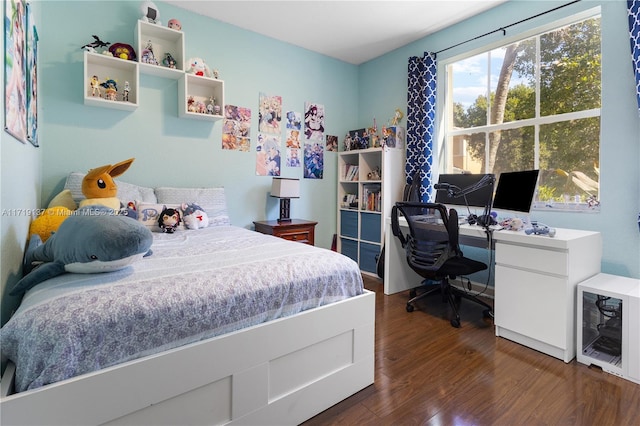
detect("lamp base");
top-left (278, 198), bottom-right (291, 223)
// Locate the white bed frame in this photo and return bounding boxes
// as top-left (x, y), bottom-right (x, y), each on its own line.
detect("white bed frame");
top-left (1, 290), bottom-right (375, 426)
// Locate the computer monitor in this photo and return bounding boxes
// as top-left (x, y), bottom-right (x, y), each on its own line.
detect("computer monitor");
top-left (492, 169), bottom-right (540, 214)
top-left (434, 173), bottom-right (495, 209)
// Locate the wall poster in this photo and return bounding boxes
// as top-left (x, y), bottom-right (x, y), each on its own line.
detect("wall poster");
top-left (4, 0), bottom-right (27, 143)
top-left (26, 1), bottom-right (38, 146)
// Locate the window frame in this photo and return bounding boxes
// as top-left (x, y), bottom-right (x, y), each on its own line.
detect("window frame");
top-left (435, 7), bottom-right (602, 213)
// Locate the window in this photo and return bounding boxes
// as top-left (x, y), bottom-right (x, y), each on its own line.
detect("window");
top-left (443, 14), bottom-right (601, 211)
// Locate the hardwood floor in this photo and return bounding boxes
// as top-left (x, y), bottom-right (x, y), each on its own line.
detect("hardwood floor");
top-left (304, 275), bottom-right (640, 426)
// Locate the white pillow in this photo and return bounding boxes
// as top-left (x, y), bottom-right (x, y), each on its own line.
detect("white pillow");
top-left (154, 187), bottom-right (230, 226)
top-left (64, 172), bottom-right (157, 205)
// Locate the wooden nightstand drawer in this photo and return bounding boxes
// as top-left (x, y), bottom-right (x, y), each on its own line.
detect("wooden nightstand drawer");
top-left (253, 219), bottom-right (318, 246)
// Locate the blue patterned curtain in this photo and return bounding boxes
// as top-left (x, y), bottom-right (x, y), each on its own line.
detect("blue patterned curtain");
top-left (630, 0), bottom-right (640, 115)
top-left (406, 53), bottom-right (437, 203)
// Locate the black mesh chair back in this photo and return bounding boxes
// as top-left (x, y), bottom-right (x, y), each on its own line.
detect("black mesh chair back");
top-left (391, 202), bottom-right (493, 327)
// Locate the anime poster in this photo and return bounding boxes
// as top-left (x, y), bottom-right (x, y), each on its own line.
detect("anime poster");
top-left (286, 128), bottom-right (300, 148)
top-left (258, 92), bottom-right (282, 135)
top-left (285, 127), bottom-right (301, 168)
top-left (303, 141), bottom-right (324, 179)
top-left (256, 132), bottom-right (281, 176)
top-left (286, 148), bottom-right (301, 167)
top-left (4, 0), bottom-right (27, 143)
top-left (25, 3), bottom-right (37, 146)
top-left (304, 102), bottom-right (324, 141)
top-left (222, 104), bottom-right (251, 151)
top-left (326, 135), bottom-right (338, 152)
top-left (285, 110), bottom-right (301, 130)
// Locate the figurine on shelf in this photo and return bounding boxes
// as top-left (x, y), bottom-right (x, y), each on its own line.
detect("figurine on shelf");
top-left (90, 75), bottom-right (102, 97)
top-left (390, 108), bottom-right (404, 126)
top-left (367, 167), bottom-right (381, 180)
top-left (122, 81), bottom-right (130, 102)
top-left (196, 100), bottom-right (206, 114)
top-left (140, 40), bottom-right (158, 65)
top-left (187, 96), bottom-right (198, 113)
top-left (212, 69), bottom-right (220, 79)
top-left (167, 18), bottom-right (181, 31)
top-left (141, 1), bottom-right (161, 25)
top-left (81, 35), bottom-right (110, 54)
top-left (103, 81), bottom-right (118, 101)
top-left (343, 133), bottom-right (353, 151)
top-left (162, 52), bottom-right (177, 69)
top-left (100, 78), bottom-right (117, 92)
top-left (185, 57), bottom-right (213, 78)
top-left (206, 98), bottom-right (215, 115)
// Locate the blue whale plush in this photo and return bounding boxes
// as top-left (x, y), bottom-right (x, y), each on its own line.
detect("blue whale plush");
top-left (10, 206), bottom-right (153, 296)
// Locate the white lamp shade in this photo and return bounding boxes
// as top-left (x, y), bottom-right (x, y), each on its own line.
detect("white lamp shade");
top-left (271, 178), bottom-right (300, 198)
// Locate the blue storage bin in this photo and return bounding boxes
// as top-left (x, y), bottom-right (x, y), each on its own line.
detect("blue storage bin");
top-left (340, 210), bottom-right (358, 238)
top-left (360, 242), bottom-right (381, 273)
top-left (360, 212), bottom-right (381, 243)
top-left (340, 238), bottom-right (358, 262)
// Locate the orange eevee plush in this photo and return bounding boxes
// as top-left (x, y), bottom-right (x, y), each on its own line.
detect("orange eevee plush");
top-left (79, 158), bottom-right (135, 210)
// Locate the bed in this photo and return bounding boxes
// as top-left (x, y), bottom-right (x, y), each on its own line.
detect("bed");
top-left (0, 181), bottom-right (375, 425)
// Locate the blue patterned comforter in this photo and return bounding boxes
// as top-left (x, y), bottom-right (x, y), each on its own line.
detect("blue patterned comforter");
top-left (0, 226), bottom-right (364, 392)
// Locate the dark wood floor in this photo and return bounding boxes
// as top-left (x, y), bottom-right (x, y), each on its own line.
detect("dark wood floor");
top-left (304, 275), bottom-right (640, 426)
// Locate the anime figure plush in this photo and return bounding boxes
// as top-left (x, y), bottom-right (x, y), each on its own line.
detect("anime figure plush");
top-left (185, 57), bottom-right (213, 78)
top-left (181, 203), bottom-right (209, 230)
top-left (158, 206), bottom-right (181, 233)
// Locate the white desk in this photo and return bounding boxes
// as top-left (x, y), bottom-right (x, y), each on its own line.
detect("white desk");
top-left (385, 217), bottom-right (602, 362)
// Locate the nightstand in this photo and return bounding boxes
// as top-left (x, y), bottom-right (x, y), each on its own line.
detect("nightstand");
top-left (253, 219), bottom-right (318, 245)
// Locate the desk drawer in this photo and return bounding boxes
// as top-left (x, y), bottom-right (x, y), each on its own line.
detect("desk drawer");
top-left (278, 229), bottom-right (312, 244)
top-left (496, 242), bottom-right (568, 276)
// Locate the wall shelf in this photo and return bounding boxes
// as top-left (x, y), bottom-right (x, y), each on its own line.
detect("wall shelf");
top-left (83, 52), bottom-right (138, 111)
top-left (83, 20), bottom-right (224, 119)
top-left (135, 20), bottom-right (185, 73)
top-left (178, 74), bottom-right (225, 120)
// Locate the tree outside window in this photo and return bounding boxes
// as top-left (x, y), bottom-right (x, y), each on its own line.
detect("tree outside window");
top-left (445, 15), bottom-right (601, 211)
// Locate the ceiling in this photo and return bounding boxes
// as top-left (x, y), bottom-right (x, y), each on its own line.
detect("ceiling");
top-left (163, 1), bottom-right (508, 65)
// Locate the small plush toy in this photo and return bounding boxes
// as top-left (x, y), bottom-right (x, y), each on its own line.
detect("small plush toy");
top-left (185, 57), bottom-right (213, 78)
top-left (181, 203), bottom-right (209, 230)
top-left (80, 158), bottom-right (134, 210)
top-left (11, 206), bottom-right (153, 296)
top-left (158, 206), bottom-right (181, 233)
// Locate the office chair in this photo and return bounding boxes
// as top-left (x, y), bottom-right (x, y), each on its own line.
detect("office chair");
top-left (391, 202), bottom-right (493, 328)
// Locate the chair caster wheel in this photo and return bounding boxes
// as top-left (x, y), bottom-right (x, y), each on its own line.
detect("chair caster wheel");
top-left (406, 303), bottom-right (415, 312)
top-left (450, 318), bottom-right (461, 328)
top-left (483, 309), bottom-right (494, 320)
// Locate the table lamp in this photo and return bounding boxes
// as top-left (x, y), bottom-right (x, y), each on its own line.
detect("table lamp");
top-left (271, 177), bottom-right (300, 223)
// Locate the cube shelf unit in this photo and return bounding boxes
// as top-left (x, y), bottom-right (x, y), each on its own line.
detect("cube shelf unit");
top-left (337, 147), bottom-right (404, 275)
top-left (84, 20), bottom-right (224, 119)
top-left (178, 74), bottom-right (225, 120)
top-left (134, 20), bottom-right (185, 77)
top-left (577, 273), bottom-right (640, 384)
top-left (84, 52), bottom-right (139, 111)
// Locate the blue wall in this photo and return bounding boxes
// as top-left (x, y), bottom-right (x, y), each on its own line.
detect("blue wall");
top-left (2, 0), bottom-right (639, 325)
